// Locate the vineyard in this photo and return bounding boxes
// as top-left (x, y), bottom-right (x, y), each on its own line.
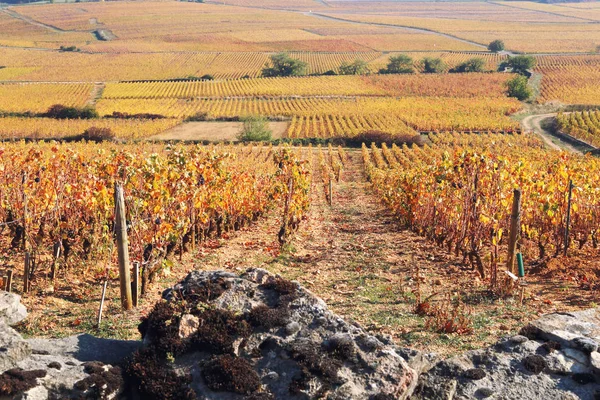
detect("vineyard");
top-left (0, 142), bottom-right (310, 295)
top-left (321, 12), bottom-right (600, 53)
top-left (101, 74), bottom-right (514, 99)
top-left (557, 110), bottom-right (600, 148)
top-left (0, 83), bottom-right (94, 114)
top-left (0, 117), bottom-right (181, 140)
top-left (535, 55), bottom-right (600, 105)
top-left (364, 132), bottom-right (600, 282)
top-left (4, 1), bottom-right (478, 53)
top-left (96, 96), bottom-right (520, 134)
top-left (0, 48), bottom-right (508, 82)
top-left (0, 0), bottom-right (599, 372)
top-left (0, 48), bottom-right (384, 81)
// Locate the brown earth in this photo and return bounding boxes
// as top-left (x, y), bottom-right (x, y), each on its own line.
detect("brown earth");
top-left (147, 121), bottom-right (289, 142)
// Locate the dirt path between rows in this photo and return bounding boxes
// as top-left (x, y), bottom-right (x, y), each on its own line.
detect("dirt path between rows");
top-left (85, 82), bottom-right (106, 107)
top-left (19, 149), bottom-right (595, 358)
top-left (522, 113), bottom-right (582, 154)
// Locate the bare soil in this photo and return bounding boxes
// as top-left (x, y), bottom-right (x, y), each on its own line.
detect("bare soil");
top-left (148, 121), bottom-right (289, 142)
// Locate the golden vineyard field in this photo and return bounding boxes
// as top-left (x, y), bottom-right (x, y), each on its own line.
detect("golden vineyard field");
top-left (536, 55), bottom-right (600, 105)
top-left (0, 141), bottom-right (310, 286)
top-left (95, 96), bottom-right (520, 135)
top-left (101, 73), bottom-right (514, 100)
top-left (0, 117), bottom-right (181, 140)
top-left (364, 132), bottom-right (600, 272)
top-left (0, 48), bottom-right (505, 82)
top-left (0, 83), bottom-right (94, 113)
top-left (557, 110), bottom-right (600, 147)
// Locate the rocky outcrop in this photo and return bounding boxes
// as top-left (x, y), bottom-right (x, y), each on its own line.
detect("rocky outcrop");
top-left (0, 292), bottom-right (27, 326)
top-left (2, 273), bottom-right (600, 400)
top-left (136, 269), bottom-right (419, 399)
top-left (0, 292), bottom-right (139, 399)
top-left (413, 309), bottom-right (600, 400)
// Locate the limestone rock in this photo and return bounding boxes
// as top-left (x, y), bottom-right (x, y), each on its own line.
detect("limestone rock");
top-left (145, 269), bottom-right (419, 400)
top-left (0, 321), bottom-right (31, 372)
top-left (412, 309), bottom-right (600, 400)
top-left (0, 291), bottom-right (27, 326)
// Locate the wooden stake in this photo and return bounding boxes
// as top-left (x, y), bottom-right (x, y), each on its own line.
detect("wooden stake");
top-left (23, 252), bottom-right (30, 293)
top-left (50, 240), bottom-right (61, 282)
top-left (328, 178), bottom-right (333, 206)
top-left (191, 208), bottom-right (196, 252)
top-left (506, 189), bottom-right (522, 274)
top-left (22, 172), bottom-right (27, 251)
top-left (97, 280), bottom-right (108, 327)
top-left (1, 276), bottom-right (6, 292)
top-left (519, 286), bottom-right (525, 306)
top-left (141, 264), bottom-right (147, 297)
top-left (114, 183), bottom-right (133, 311)
top-left (132, 261), bottom-right (139, 308)
top-left (564, 180), bottom-right (574, 256)
top-left (6, 270), bottom-right (13, 293)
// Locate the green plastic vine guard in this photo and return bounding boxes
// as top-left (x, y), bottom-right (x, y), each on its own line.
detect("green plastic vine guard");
top-left (517, 252), bottom-right (525, 278)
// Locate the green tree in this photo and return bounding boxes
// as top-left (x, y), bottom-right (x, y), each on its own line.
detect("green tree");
top-left (379, 54), bottom-right (414, 74)
top-left (339, 59), bottom-right (369, 75)
top-left (422, 57), bottom-right (446, 73)
top-left (499, 55), bottom-right (536, 76)
top-left (237, 115), bottom-right (273, 142)
top-left (488, 40), bottom-right (505, 53)
top-left (262, 53), bottom-right (308, 77)
top-left (450, 58), bottom-right (486, 73)
top-left (506, 75), bottom-right (532, 101)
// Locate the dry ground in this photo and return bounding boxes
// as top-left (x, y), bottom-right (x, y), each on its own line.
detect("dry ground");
top-left (148, 121), bottom-right (289, 142)
top-left (14, 149), bottom-right (598, 357)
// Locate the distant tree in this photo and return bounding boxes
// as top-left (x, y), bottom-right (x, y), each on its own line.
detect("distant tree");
top-left (596, 45), bottom-right (600, 53)
top-left (506, 75), bottom-right (532, 101)
top-left (82, 127), bottom-right (115, 142)
top-left (450, 57), bottom-right (486, 73)
top-left (422, 57), bottom-right (446, 73)
top-left (322, 70), bottom-right (338, 76)
top-left (59, 45), bottom-right (79, 52)
top-left (488, 40), bottom-right (505, 53)
top-left (45, 104), bottom-right (98, 119)
top-left (339, 59), bottom-right (369, 75)
top-left (498, 55), bottom-right (536, 75)
top-left (237, 115), bottom-right (272, 142)
top-left (379, 54), bottom-right (414, 74)
top-left (200, 74), bottom-right (214, 80)
top-left (262, 53), bottom-right (308, 77)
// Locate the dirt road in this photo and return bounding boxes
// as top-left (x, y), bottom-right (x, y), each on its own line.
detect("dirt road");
top-left (521, 113), bottom-right (581, 154)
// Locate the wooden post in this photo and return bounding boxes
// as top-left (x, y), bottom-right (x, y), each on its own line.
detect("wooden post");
top-left (22, 172), bottom-right (27, 251)
top-left (97, 280), bottom-right (108, 327)
top-left (191, 210), bottom-right (196, 252)
top-left (114, 183), bottom-right (133, 311)
top-left (506, 189), bottom-right (522, 274)
top-left (328, 178), bottom-right (333, 206)
top-left (23, 252), bottom-right (30, 293)
top-left (1, 276), bottom-right (6, 292)
top-left (50, 240), bottom-right (61, 282)
top-left (132, 261), bottom-right (139, 308)
top-left (6, 270), bottom-right (13, 293)
top-left (140, 264), bottom-right (147, 297)
top-left (564, 180), bottom-right (574, 256)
